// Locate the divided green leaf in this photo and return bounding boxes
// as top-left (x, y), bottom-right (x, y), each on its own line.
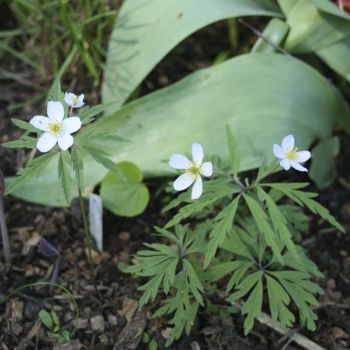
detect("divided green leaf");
top-left (204, 195), bottom-right (240, 268)
top-left (6, 152), bottom-right (58, 194)
top-left (58, 151), bottom-right (74, 205)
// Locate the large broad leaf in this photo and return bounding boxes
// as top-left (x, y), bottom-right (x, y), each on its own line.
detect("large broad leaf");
top-left (281, 0), bottom-right (350, 52)
top-left (310, 136), bottom-right (340, 188)
top-left (102, 0), bottom-right (282, 110)
top-left (317, 37), bottom-right (350, 81)
top-left (7, 53), bottom-right (350, 207)
top-left (278, 0), bottom-right (350, 83)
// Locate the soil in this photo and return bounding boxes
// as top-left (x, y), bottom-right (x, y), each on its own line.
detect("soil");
top-left (1, 18), bottom-right (350, 350)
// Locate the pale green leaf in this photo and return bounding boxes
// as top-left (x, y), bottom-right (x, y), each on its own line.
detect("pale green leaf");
top-left (103, 0), bottom-right (282, 110)
top-left (310, 137), bottom-right (339, 188)
top-left (225, 124), bottom-right (240, 176)
top-left (252, 18), bottom-right (290, 53)
top-left (9, 53), bottom-right (349, 206)
top-left (100, 161), bottom-right (149, 217)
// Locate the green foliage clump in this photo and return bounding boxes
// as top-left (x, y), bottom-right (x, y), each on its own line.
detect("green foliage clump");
top-left (128, 127), bottom-right (344, 345)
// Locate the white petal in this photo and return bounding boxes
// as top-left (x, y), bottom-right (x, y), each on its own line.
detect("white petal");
top-left (64, 92), bottom-right (75, 106)
top-left (169, 154), bottom-right (191, 169)
top-left (290, 161), bottom-right (308, 172)
top-left (57, 133), bottom-right (74, 151)
top-left (30, 115), bottom-right (49, 131)
top-left (280, 159), bottom-right (291, 171)
top-left (191, 176), bottom-right (203, 200)
top-left (62, 117), bottom-right (82, 134)
top-left (281, 135), bottom-right (294, 152)
top-left (37, 132), bottom-right (57, 153)
top-left (75, 94), bottom-right (85, 108)
top-left (295, 150), bottom-right (311, 163)
top-left (47, 101), bottom-right (64, 122)
top-left (192, 143), bottom-right (204, 164)
top-left (173, 173), bottom-right (195, 191)
top-left (273, 144), bottom-right (284, 158)
top-left (201, 162), bottom-right (213, 177)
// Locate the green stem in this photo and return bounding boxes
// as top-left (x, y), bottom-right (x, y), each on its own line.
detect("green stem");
top-left (233, 175), bottom-right (245, 190)
top-left (0, 281), bottom-right (80, 337)
top-left (77, 187), bottom-right (96, 285)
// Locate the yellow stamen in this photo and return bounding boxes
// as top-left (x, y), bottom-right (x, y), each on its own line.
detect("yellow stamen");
top-left (186, 162), bottom-right (201, 179)
top-left (285, 148), bottom-right (297, 160)
top-left (48, 121), bottom-right (63, 134)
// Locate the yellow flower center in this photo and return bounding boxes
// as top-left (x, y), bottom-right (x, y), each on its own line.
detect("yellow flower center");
top-left (73, 96), bottom-right (78, 106)
top-left (285, 147), bottom-right (298, 160)
top-left (186, 162), bottom-right (201, 179)
top-left (48, 121), bottom-right (63, 134)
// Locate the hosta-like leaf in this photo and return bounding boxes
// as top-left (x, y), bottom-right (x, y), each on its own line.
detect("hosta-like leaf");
top-left (8, 53), bottom-right (349, 206)
top-left (103, 0), bottom-right (282, 110)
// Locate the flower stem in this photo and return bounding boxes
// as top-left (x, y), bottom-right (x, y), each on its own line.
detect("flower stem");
top-left (77, 187), bottom-right (96, 285)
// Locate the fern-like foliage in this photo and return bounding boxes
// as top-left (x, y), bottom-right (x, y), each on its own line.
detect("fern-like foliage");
top-left (129, 130), bottom-right (344, 344)
top-left (6, 152), bottom-right (58, 194)
top-left (128, 225), bottom-right (207, 343)
top-left (221, 221), bottom-right (323, 333)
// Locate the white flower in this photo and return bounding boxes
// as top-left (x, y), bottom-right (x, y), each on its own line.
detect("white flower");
top-left (64, 92), bottom-right (85, 108)
top-left (169, 143), bottom-right (213, 200)
top-left (30, 101), bottom-right (82, 153)
top-left (273, 135), bottom-right (311, 172)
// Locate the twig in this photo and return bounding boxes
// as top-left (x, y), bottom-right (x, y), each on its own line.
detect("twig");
top-left (0, 169), bottom-right (11, 267)
top-left (238, 19), bottom-right (293, 58)
top-left (315, 301), bottom-right (350, 310)
top-left (232, 301), bottom-right (326, 350)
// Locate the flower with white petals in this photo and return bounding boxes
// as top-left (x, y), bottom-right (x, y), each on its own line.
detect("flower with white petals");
top-left (30, 101), bottom-right (82, 153)
top-left (273, 135), bottom-right (311, 172)
top-left (64, 92), bottom-right (85, 108)
top-left (169, 143), bottom-right (213, 200)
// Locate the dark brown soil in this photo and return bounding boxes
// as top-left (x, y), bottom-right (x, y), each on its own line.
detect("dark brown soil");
top-left (1, 18), bottom-right (350, 350)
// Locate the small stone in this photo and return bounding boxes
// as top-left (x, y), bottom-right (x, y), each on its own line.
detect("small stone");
top-left (107, 314), bottom-right (118, 326)
top-left (340, 250), bottom-right (348, 257)
top-left (53, 340), bottom-right (83, 350)
top-left (327, 278), bottom-right (336, 290)
top-left (161, 327), bottom-right (172, 340)
top-left (119, 299), bottom-right (138, 323)
top-left (11, 322), bottom-right (23, 336)
top-left (99, 334), bottom-right (109, 345)
top-left (332, 327), bottom-right (349, 339)
top-left (119, 232), bottom-right (130, 241)
top-left (90, 315), bottom-right (105, 332)
top-left (11, 299), bottom-right (24, 320)
top-left (74, 318), bottom-right (89, 329)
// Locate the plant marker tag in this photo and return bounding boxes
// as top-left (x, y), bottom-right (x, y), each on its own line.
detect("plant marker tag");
top-left (89, 193), bottom-right (103, 252)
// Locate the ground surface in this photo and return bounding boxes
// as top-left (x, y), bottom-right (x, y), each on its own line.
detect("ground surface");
top-left (1, 16), bottom-right (350, 350)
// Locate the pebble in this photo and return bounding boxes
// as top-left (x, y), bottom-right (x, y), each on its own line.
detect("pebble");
top-left (107, 314), bottom-right (118, 326)
top-left (90, 315), bottom-right (105, 332)
top-left (118, 231), bottom-right (130, 241)
top-left (74, 318), bottom-right (89, 329)
top-left (11, 322), bottom-right (23, 336)
top-left (332, 327), bottom-right (349, 339)
top-left (99, 334), bottom-right (109, 345)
